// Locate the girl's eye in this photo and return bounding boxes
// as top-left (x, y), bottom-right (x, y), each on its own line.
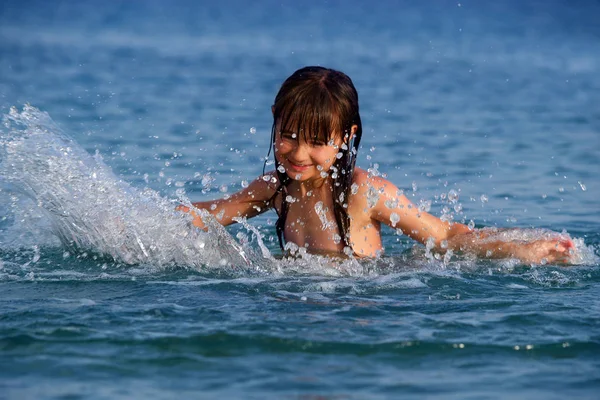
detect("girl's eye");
top-left (281, 132), bottom-right (297, 141)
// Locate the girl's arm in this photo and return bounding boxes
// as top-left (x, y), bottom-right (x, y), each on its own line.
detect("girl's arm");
top-left (365, 174), bottom-right (574, 264)
top-left (176, 172), bottom-right (278, 229)
top-left (445, 228), bottom-right (574, 264)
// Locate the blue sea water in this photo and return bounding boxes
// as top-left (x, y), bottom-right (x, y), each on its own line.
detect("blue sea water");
top-left (1, 0), bottom-right (599, 398)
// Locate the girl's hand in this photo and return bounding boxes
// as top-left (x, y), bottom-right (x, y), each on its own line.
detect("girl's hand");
top-left (509, 237), bottom-right (575, 265)
top-left (175, 204), bottom-right (206, 229)
top-left (448, 229), bottom-right (577, 265)
top-left (175, 204), bottom-right (190, 213)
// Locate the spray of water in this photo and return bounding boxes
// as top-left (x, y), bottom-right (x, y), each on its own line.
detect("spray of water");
top-left (0, 105), bottom-right (276, 272)
top-left (0, 106), bottom-right (595, 276)
top-left (0, 106), bottom-right (389, 276)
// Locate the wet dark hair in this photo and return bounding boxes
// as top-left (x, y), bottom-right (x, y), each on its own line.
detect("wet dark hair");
top-left (264, 66), bottom-right (363, 251)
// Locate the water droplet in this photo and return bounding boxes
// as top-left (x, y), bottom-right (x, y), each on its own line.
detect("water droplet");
top-left (390, 212), bottom-right (400, 227)
top-left (366, 185), bottom-right (380, 208)
top-left (277, 165), bottom-right (285, 173)
top-left (201, 173), bottom-right (213, 187)
top-left (249, 127), bottom-right (256, 134)
top-left (314, 201), bottom-right (334, 230)
top-left (578, 181), bottom-right (587, 191)
top-left (480, 194), bottom-right (488, 203)
top-left (367, 163), bottom-right (380, 177)
top-left (384, 199), bottom-right (398, 209)
top-left (448, 189), bottom-right (459, 203)
top-left (418, 199), bottom-right (431, 212)
top-left (412, 181), bottom-right (418, 192)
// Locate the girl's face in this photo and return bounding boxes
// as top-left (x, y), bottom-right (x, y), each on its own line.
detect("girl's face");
top-left (274, 128), bottom-right (344, 183)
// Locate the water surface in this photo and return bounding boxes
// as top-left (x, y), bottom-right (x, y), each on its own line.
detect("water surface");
top-left (1, 1), bottom-right (599, 398)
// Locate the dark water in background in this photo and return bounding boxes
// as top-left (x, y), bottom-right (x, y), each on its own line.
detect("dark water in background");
top-left (1, 0), bottom-right (599, 398)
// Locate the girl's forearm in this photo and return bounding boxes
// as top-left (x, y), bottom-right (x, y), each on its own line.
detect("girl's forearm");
top-left (447, 228), bottom-right (574, 264)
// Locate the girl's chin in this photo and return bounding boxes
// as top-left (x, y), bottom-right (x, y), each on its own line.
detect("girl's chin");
top-left (287, 171), bottom-right (311, 181)
top-left (285, 170), bottom-right (329, 184)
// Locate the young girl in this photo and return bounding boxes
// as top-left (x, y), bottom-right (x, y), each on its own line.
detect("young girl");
top-left (178, 66), bottom-right (574, 264)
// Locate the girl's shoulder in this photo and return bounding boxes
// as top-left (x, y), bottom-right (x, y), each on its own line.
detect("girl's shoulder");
top-left (241, 170), bottom-right (280, 201)
top-left (351, 167), bottom-right (369, 185)
top-left (349, 167), bottom-right (407, 220)
top-left (351, 167), bottom-right (397, 193)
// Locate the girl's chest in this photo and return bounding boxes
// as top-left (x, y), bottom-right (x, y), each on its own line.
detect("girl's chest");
top-left (283, 198), bottom-right (345, 252)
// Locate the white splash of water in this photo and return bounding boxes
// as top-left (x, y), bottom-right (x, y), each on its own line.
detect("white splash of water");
top-left (0, 105), bottom-right (268, 271)
top-left (1, 106), bottom-right (594, 276)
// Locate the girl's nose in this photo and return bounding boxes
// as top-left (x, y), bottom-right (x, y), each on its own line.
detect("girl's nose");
top-left (290, 142), bottom-right (309, 160)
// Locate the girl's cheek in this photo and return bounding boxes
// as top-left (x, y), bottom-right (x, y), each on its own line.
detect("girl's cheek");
top-left (314, 149), bottom-right (335, 165)
top-left (277, 142), bottom-right (293, 153)
top-left (273, 141), bottom-right (282, 152)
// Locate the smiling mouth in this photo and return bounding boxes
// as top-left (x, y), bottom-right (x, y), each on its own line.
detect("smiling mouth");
top-left (287, 160), bottom-right (312, 171)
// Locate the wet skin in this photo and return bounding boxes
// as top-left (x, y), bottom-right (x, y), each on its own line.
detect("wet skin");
top-left (177, 128), bottom-right (576, 263)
